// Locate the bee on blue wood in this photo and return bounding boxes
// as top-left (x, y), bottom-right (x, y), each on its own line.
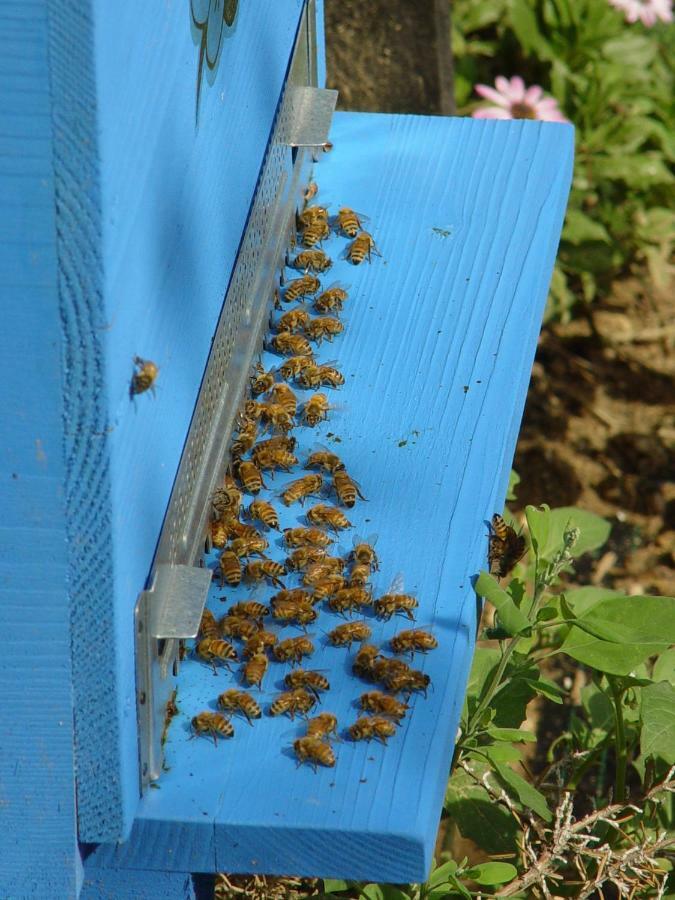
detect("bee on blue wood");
top-left (488, 513), bottom-right (527, 579)
top-left (130, 356), bottom-right (158, 397)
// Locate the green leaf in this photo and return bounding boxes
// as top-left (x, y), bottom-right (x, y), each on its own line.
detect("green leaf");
top-left (360, 885), bottom-right (384, 900)
top-left (534, 508), bottom-right (610, 560)
top-left (641, 682), bottom-right (675, 763)
top-left (488, 757), bottom-right (553, 822)
top-left (563, 586), bottom-right (623, 617)
top-left (487, 727), bottom-right (537, 743)
top-left (506, 469), bottom-right (520, 501)
top-left (563, 209), bottom-right (611, 245)
top-left (593, 154), bottom-right (674, 188)
top-left (653, 648), bottom-right (675, 685)
top-left (509, 0), bottom-right (552, 58)
top-left (445, 767), bottom-right (520, 854)
top-left (475, 572), bottom-right (532, 637)
top-left (602, 33), bottom-right (657, 67)
top-left (491, 672), bottom-right (540, 727)
top-left (581, 682), bottom-right (614, 731)
top-left (464, 862), bottom-right (518, 886)
top-left (462, 647), bottom-right (499, 725)
top-left (427, 860), bottom-right (458, 889)
top-left (323, 880), bottom-right (349, 894)
top-left (471, 743), bottom-right (522, 762)
top-left (525, 504), bottom-right (550, 557)
top-left (559, 595), bottom-right (675, 675)
top-left (522, 677), bottom-right (565, 704)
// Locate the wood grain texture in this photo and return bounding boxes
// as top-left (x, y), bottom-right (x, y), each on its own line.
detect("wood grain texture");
top-left (0, 2), bottom-right (79, 895)
top-left (80, 867), bottom-right (195, 900)
top-left (47, 0), bottom-right (305, 842)
top-left (88, 111), bottom-right (573, 881)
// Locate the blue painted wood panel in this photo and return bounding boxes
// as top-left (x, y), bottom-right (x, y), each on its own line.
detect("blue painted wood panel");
top-left (80, 867), bottom-right (195, 900)
top-left (87, 111), bottom-right (573, 881)
top-left (0, 2), bottom-right (79, 896)
top-left (47, 0), bottom-right (306, 841)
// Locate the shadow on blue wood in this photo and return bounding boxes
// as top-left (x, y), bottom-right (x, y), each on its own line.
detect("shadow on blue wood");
top-left (47, 0), bottom-right (305, 843)
top-left (87, 112), bottom-right (573, 883)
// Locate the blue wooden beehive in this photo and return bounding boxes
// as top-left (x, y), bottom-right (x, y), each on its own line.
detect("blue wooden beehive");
top-left (0, 1), bottom-right (573, 896)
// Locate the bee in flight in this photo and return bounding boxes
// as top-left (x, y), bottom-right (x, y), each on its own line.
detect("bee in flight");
top-left (130, 356), bottom-right (159, 397)
top-left (488, 513), bottom-right (527, 579)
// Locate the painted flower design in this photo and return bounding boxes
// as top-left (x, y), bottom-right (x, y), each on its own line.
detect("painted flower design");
top-left (472, 76), bottom-right (570, 124)
top-left (608, 0), bottom-right (673, 25)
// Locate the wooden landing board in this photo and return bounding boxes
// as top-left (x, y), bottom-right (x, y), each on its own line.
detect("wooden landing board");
top-left (0, 3), bottom-right (79, 895)
top-left (88, 111), bottom-right (573, 882)
top-left (48, 0), bottom-right (305, 842)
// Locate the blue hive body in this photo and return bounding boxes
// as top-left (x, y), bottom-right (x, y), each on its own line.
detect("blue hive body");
top-left (0, 1), bottom-right (573, 896)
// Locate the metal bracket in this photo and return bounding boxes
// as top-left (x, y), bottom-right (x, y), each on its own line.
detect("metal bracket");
top-left (146, 564), bottom-right (212, 641)
top-left (287, 86), bottom-right (338, 148)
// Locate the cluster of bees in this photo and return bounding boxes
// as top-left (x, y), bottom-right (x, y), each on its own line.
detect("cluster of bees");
top-left (185, 189), bottom-right (438, 771)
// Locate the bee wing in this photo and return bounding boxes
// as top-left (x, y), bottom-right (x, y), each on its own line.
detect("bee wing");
top-left (331, 210), bottom-right (370, 230)
top-left (320, 281), bottom-right (351, 293)
top-left (352, 533), bottom-right (379, 548)
top-left (387, 572), bottom-right (406, 594)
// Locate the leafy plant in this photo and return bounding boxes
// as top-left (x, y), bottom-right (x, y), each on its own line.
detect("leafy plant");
top-left (321, 503), bottom-right (675, 897)
top-left (452, 0), bottom-right (675, 318)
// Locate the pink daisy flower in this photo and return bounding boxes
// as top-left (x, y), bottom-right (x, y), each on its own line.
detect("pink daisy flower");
top-left (608, 0), bottom-right (673, 26)
top-left (472, 76), bottom-right (570, 124)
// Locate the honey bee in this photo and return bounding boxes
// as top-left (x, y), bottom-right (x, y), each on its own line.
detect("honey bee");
top-left (254, 434), bottom-right (297, 454)
top-left (335, 207), bottom-right (367, 238)
top-left (277, 307), bottom-right (310, 334)
top-left (298, 205), bottom-right (329, 228)
top-left (306, 503), bottom-right (352, 532)
top-left (130, 356), bottom-right (159, 396)
top-left (332, 468), bottom-right (365, 507)
top-left (305, 447), bottom-right (344, 473)
top-left (242, 631), bottom-right (277, 658)
top-left (280, 473), bottom-right (323, 506)
top-left (212, 481), bottom-right (243, 518)
top-left (258, 403), bottom-right (295, 436)
top-left (219, 615), bottom-right (259, 640)
top-left (306, 573), bottom-right (346, 600)
top-left (267, 381), bottom-right (298, 416)
top-left (283, 274), bottom-right (321, 302)
top-left (196, 638), bottom-right (237, 673)
top-left (217, 689), bottom-right (262, 724)
top-left (284, 668), bottom-right (330, 697)
top-left (304, 555), bottom-right (345, 576)
top-left (244, 399), bottom-right (266, 422)
top-left (228, 601), bottom-right (269, 621)
top-left (199, 609), bottom-right (220, 640)
top-left (252, 445), bottom-right (298, 472)
top-left (219, 549), bottom-right (242, 587)
top-left (284, 527), bottom-right (333, 549)
top-left (349, 716), bottom-right (396, 744)
top-left (294, 736), bottom-right (335, 770)
top-left (300, 218), bottom-right (330, 249)
top-left (271, 598), bottom-right (317, 628)
top-left (306, 712), bottom-right (339, 741)
top-left (328, 587), bottom-right (372, 615)
top-left (270, 331), bottom-right (313, 358)
top-left (305, 316), bottom-right (344, 344)
top-left (242, 652), bottom-right (269, 689)
top-left (230, 534), bottom-right (269, 558)
top-left (348, 564), bottom-right (371, 588)
top-left (250, 362), bottom-right (276, 395)
top-left (247, 499), bottom-right (280, 531)
top-left (374, 593), bottom-right (418, 621)
top-left (269, 688), bottom-right (316, 719)
top-left (279, 355), bottom-right (315, 381)
top-left (488, 513), bottom-right (527, 579)
top-left (291, 249), bottom-right (332, 274)
top-left (285, 546), bottom-right (328, 570)
top-left (352, 643), bottom-right (381, 680)
top-left (231, 418), bottom-right (258, 457)
top-left (297, 363), bottom-right (345, 389)
top-left (236, 460), bottom-right (266, 495)
top-left (273, 636), bottom-right (315, 664)
top-left (372, 656), bottom-right (410, 683)
top-left (313, 285), bottom-right (348, 314)
top-left (360, 692), bottom-right (408, 722)
top-left (190, 712), bottom-right (234, 745)
top-left (384, 669), bottom-right (430, 697)
top-left (271, 588), bottom-right (315, 606)
top-left (222, 517), bottom-right (261, 540)
top-left (346, 231), bottom-right (380, 265)
top-left (352, 535), bottom-right (379, 571)
top-left (390, 629), bottom-right (438, 655)
top-left (328, 620), bottom-right (372, 647)
top-left (301, 393), bottom-right (331, 427)
top-left (302, 564), bottom-right (343, 587)
top-left (244, 559), bottom-right (286, 588)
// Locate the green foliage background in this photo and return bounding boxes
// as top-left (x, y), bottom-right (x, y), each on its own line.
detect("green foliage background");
top-left (453, 0), bottom-right (675, 317)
